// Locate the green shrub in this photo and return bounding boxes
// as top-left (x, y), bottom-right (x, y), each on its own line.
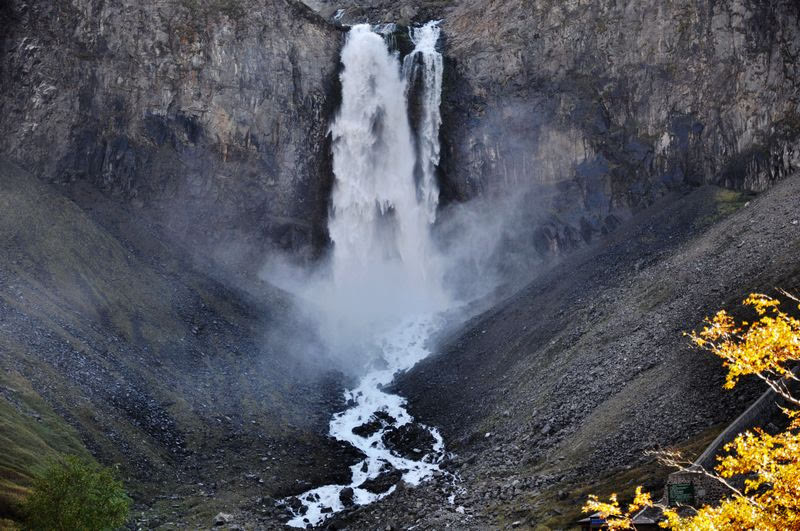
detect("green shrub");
top-left (22, 456), bottom-right (130, 531)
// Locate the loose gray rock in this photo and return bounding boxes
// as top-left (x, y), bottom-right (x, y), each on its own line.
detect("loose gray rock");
top-left (213, 513), bottom-right (233, 526)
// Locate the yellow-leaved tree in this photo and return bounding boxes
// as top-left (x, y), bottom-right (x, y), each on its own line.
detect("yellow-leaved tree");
top-left (584, 292), bottom-right (800, 529)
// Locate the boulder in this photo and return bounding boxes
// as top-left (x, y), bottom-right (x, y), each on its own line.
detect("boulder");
top-left (359, 468), bottom-right (403, 494)
top-left (352, 410), bottom-right (398, 438)
top-left (382, 423), bottom-right (436, 459)
top-left (339, 487), bottom-right (355, 507)
top-left (213, 512), bottom-right (233, 526)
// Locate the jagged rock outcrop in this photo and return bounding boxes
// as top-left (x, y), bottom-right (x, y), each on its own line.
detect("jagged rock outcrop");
top-left (0, 0), bottom-right (341, 273)
top-left (438, 0), bottom-right (800, 255)
top-left (299, 0), bottom-right (445, 25)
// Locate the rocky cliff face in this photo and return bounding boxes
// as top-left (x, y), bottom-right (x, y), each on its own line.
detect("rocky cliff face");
top-left (308, 0), bottom-right (800, 263)
top-left (6, 0), bottom-right (797, 274)
top-left (438, 0), bottom-right (800, 256)
top-left (0, 0), bottom-right (341, 272)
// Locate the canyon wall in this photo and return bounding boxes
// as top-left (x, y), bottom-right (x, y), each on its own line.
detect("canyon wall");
top-left (0, 0), bottom-right (341, 271)
top-left (439, 0), bottom-right (800, 255)
top-left (3, 0), bottom-right (800, 268)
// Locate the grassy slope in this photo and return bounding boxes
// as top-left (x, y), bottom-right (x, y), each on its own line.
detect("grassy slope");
top-left (0, 162), bottom-right (105, 522)
top-left (0, 368), bottom-right (90, 524)
top-left (0, 159), bottom-right (195, 492)
top-left (0, 159), bottom-right (356, 528)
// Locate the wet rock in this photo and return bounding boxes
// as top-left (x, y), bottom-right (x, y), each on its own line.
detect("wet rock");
top-left (382, 423), bottom-right (436, 459)
top-left (339, 487), bottom-right (355, 507)
top-left (374, 411), bottom-right (397, 425)
top-left (359, 468), bottom-right (403, 494)
top-left (320, 441), bottom-right (368, 486)
top-left (213, 512), bottom-right (233, 526)
top-left (288, 497), bottom-right (306, 516)
top-left (352, 410), bottom-right (398, 437)
top-left (352, 418), bottom-right (383, 438)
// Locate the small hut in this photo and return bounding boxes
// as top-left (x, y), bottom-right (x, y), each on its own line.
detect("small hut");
top-left (577, 507), bottom-right (662, 530)
top-left (576, 513), bottom-right (607, 530)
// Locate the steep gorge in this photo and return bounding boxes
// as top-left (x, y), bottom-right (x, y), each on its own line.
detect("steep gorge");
top-left (1, 0), bottom-right (800, 529)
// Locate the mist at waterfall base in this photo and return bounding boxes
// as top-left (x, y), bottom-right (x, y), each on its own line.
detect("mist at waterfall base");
top-left (261, 24), bottom-right (528, 375)
top-left (258, 20), bottom-right (540, 527)
top-left (263, 22), bottom-right (455, 372)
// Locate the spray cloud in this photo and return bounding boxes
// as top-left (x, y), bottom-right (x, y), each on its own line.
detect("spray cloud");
top-left (263, 22), bottom-right (453, 371)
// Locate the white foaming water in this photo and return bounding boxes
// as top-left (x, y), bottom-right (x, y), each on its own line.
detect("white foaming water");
top-left (319, 22), bottom-right (447, 347)
top-left (286, 316), bottom-right (446, 528)
top-left (404, 21), bottom-right (443, 224)
top-left (284, 22), bottom-right (450, 528)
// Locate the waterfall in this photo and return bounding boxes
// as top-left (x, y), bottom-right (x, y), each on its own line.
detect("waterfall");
top-left (328, 24), bottom-right (421, 276)
top-left (325, 22), bottom-right (446, 339)
top-left (403, 22), bottom-right (443, 224)
top-left (284, 22), bottom-right (452, 528)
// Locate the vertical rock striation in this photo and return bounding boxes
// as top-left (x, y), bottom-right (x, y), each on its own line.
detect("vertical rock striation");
top-left (0, 0), bottom-right (342, 271)
top-left (4, 0), bottom-right (798, 270)
top-left (439, 0), bottom-right (800, 256)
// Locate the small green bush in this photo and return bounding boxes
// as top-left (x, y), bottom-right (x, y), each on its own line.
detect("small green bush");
top-left (22, 456), bottom-right (130, 531)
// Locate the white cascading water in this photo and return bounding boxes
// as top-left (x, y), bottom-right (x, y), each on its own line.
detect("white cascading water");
top-left (326, 23), bottom-right (445, 322)
top-left (285, 22), bottom-right (451, 528)
top-left (404, 22), bottom-right (444, 224)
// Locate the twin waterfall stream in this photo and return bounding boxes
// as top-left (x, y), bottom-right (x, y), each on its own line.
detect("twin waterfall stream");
top-left (286, 22), bottom-right (451, 528)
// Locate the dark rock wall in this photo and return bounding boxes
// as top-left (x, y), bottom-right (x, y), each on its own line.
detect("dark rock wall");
top-left (300, 0), bottom-right (450, 25)
top-left (439, 0), bottom-right (800, 256)
top-left (3, 0), bottom-right (800, 270)
top-left (0, 0), bottom-right (341, 271)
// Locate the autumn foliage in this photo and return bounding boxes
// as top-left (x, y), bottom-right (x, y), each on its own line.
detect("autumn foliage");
top-left (584, 293), bottom-right (800, 530)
